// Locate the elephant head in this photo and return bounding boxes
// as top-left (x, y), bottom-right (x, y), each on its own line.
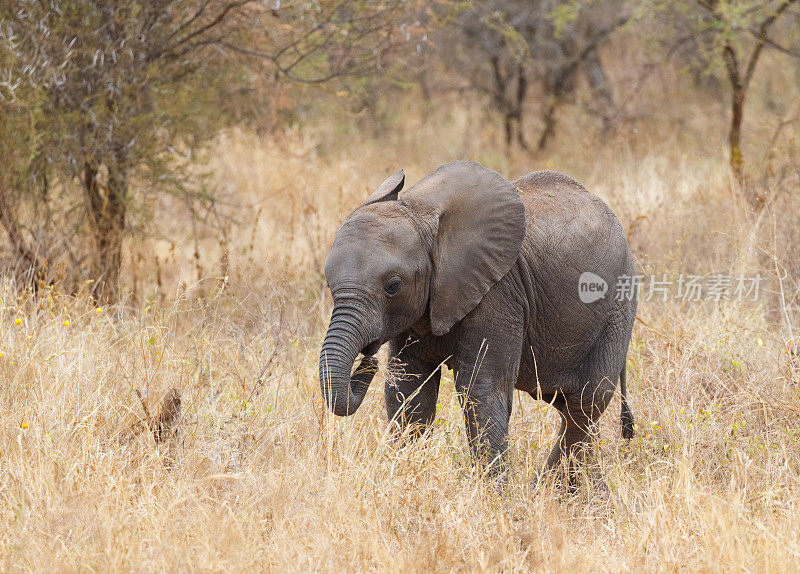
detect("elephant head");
top-left (319, 161), bottom-right (526, 416)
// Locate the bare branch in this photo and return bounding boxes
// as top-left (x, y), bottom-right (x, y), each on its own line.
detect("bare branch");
top-left (743, 0), bottom-right (799, 90)
top-left (748, 28), bottom-right (800, 59)
top-left (153, 0), bottom-right (254, 61)
top-left (165, 0), bottom-right (213, 45)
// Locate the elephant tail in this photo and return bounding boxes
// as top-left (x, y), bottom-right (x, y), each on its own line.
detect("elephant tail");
top-left (620, 365), bottom-right (635, 439)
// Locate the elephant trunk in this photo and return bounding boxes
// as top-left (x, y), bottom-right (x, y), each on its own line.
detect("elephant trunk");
top-left (319, 301), bottom-right (380, 416)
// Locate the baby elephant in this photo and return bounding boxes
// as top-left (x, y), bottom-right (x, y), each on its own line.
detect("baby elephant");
top-left (319, 161), bottom-right (637, 478)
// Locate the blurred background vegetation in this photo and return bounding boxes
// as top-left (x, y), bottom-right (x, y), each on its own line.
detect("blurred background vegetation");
top-left (0, 0), bottom-right (798, 302)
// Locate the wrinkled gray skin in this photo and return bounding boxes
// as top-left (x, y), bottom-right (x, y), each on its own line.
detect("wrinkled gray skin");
top-left (319, 161), bottom-right (637, 479)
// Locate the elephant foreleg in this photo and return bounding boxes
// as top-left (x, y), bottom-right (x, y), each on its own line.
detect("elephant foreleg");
top-left (384, 338), bottom-right (442, 439)
top-left (453, 327), bottom-right (522, 480)
top-left (457, 384), bottom-right (513, 478)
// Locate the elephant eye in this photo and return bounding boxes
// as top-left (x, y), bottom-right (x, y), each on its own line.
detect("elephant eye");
top-left (384, 276), bottom-right (402, 296)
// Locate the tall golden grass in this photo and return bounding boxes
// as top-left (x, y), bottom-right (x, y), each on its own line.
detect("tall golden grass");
top-left (1, 90), bottom-right (799, 571)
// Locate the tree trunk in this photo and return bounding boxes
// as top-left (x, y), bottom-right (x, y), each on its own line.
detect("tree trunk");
top-left (513, 62), bottom-right (530, 151)
top-left (729, 83), bottom-right (745, 181)
top-left (582, 47), bottom-right (618, 134)
top-left (0, 186), bottom-right (49, 286)
top-left (489, 55), bottom-right (513, 150)
top-left (537, 96), bottom-right (559, 151)
top-left (84, 160), bottom-right (127, 302)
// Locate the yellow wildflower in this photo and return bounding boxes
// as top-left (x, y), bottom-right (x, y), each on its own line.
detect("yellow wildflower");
top-left (62, 320), bottom-right (70, 327)
top-left (96, 307), bottom-right (103, 314)
top-left (14, 318), bottom-right (21, 326)
top-left (20, 422), bottom-right (28, 429)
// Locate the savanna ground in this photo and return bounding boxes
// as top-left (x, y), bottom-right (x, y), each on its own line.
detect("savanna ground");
top-left (2, 69), bottom-right (800, 571)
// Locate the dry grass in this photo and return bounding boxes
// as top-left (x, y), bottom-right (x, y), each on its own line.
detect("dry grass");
top-left (2, 94), bottom-right (800, 572)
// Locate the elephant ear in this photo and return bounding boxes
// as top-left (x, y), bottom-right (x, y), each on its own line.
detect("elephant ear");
top-left (362, 169), bottom-right (404, 206)
top-left (404, 161), bottom-right (526, 336)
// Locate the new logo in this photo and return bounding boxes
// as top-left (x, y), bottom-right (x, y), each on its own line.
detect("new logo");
top-left (578, 272), bottom-right (608, 304)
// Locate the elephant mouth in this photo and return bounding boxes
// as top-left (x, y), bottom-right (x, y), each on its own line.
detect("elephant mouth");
top-left (361, 340), bottom-right (382, 357)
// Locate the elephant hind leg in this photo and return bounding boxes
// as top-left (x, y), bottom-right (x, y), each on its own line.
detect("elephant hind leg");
top-left (543, 390), bottom-right (609, 468)
top-left (541, 371), bottom-right (617, 486)
top-left (540, 315), bottom-right (632, 486)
